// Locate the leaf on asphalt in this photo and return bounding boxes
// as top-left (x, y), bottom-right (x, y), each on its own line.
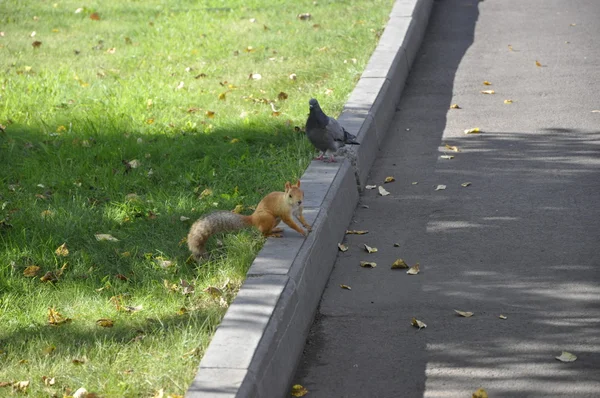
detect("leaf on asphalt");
top-left (378, 186), bottom-right (390, 196)
top-left (407, 263), bottom-right (420, 275)
top-left (454, 309), bottom-right (474, 317)
top-left (483, 81), bottom-right (492, 85)
top-left (95, 234), bottom-right (119, 241)
top-left (412, 181), bottom-right (419, 185)
top-left (218, 92), bottom-right (227, 100)
top-left (535, 60), bottom-right (542, 67)
top-left (472, 388), bottom-right (488, 398)
top-left (23, 265), bottom-right (41, 277)
top-left (450, 104), bottom-right (461, 109)
top-left (340, 284), bottom-right (352, 290)
top-left (464, 127), bottom-right (481, 134)
top-left (365, 185), bottom-right (377, 190)
top-left (555, 351), bottom-right (577, 362)
top-left (480, 90), bottom-right (495, 94)
top-left (411, 317), bottom-right (427, 329)
top-left (391, 259), bottom-right (409, 269)
top-left (384, 176), bottom-right (395, 183)
top-left (591, 110), bottom-right (600, 113)
top-left (42, 376), bottom-right (55, 386)
top-left (445, 144), bottom-right (460, 152)
top-left (435, 185), bottom-right (446, 191)
top-left (508, 44), bottom-right (513, 51)
top-left (440, 155), bottom-right (454, 160)
top-left (499, 314), bottom-right (507, 319)
top-left (393, 243), bottom-right (401, 247)
top-left (359, 261), bottom-right (377, 268)
top-left (504, 99), bottom-right (513, 104)
top-left (364, 244), bottom-right (378, 253)
top-left (96, 318), bottom-right (114, 328)
top-left (72, 358), bottom-right (86, 365)
top-left (461, 182), bottom-right (472, 187)
top-left (290, 384), bottom-right (309, 397)
top-left (346, 230), bottom-right (368, 235)
top-left (55, 243), bottom-right (69, 257)
top-left (48, 307), bottom-right (71, 325)
top-left (338, 243), bottom-right (348, 252)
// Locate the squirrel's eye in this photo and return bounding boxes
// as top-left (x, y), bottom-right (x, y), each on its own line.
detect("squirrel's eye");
top-left (289, 194), bottom-right (292, 198)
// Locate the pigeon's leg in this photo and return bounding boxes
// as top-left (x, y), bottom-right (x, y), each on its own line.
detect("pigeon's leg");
top-left (326, 153), bottom-right (337, 163)
top-left (314, 152), bottom-right (324, 161)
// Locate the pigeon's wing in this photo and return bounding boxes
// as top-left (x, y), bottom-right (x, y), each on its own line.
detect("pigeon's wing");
top-left (306, 126), bottom-right (337, 152)
top-left (326, 117), bottom-right (346, 142)
top-left (342, 127), bottom-right (360, 145)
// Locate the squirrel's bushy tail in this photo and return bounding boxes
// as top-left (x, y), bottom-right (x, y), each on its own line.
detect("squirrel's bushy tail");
top-left (187, 211), bottom-right (252, 260)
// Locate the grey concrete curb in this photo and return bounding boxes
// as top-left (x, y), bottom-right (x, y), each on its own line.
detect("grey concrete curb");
top-left (186, 0), bottom-right (432, 396)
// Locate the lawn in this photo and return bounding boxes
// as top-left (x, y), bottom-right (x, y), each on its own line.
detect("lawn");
top-left (0, 0), bottom-right (394, 396)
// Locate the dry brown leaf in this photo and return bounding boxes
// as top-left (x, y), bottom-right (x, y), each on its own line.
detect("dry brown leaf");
top-left (450, 104), bottom-right (461, 109)
top-left (444, 144), bottom-right (460, 152)
top-left (23, 265), bottom-right (41, 277)
top-left (464, 127), bottom-right (481, 134)
top-left (411, 317), bottom-right (427, 329)
top-left (124, 305), bottom-right (142, 313)
top-left (384, 176), bottom-right (395, 183)
top-left (204, 286), bottom-right (223, 298)
top-left (297, 13), bottom-right (312, 20)
top-left (378, 186), bottom-right (390, 196)
top-left (480, 90), bottom-right (495, 94)
top-left (48, 307), bottom-right (71, 325)
top-left (40, 271), bottom-right (58, 283)
top-left (364, 244), bottom-right (378, 253)
top-left (535, 60), bottom-right (542, 67)
top-left (90, 12), bottom-right (100, 20)
top-left (483, 81), bottom-right (492, 85)
top-left (337, 243), bottom-right (348, 252)
top-left (278, 91), bottom-right (288, 100)
top-left (346, 230), bottom-right (368, 235)
top-left (472, 388), bottom-right (488, 398)
top-left (555, 351), bottom-right (577, 362)
top-left (180, 279), bottom-right (195, 295)
top-left (407, 263), bottom-right (420, 275)
top-left (504, 99), bottom-right (513, 104)
top-left (393, 243), bottom-right (401, 247)
top-left (55, 243), bottom-right (69, 257)
top-left (359, 261), bottom-right (377, 268)
top-left (96, 318), bottom-right (114, 328)
top-left (391, 259), bottom-right (409, 269)
top-left (32, 40), bottom-right (42, 48)
top-left (340, 284), bottom-right (352, 290)
top-left (72, 358), bottom-right (86, 364)
top-left (454, 309), bottom-right (474, 317)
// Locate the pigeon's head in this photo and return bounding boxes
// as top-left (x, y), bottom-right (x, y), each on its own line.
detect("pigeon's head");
top-left (308, 98), bottom-right (320, 110)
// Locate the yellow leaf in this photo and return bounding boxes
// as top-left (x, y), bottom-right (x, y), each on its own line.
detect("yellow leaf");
top-left (42, 345), bottom-right (56, 355)
top-left (363, 244), bottom-right (377, 253)
top-left (199, 188), bottom-right (213, 198)
top-left (483, 81), bottom-right (492, 85)
top-left (230, 138), bottom-right (240, 144)
top-left (384, 176), bottom-right (395, 183)
top-left (337, 243), bottom-right (348, 252)
top-left (391, 259), bottom-right (409, 269)
top-left (96, 318), bottom-right (114, 328)
top-left (499, 314), bottom-right (507, 319)
top-left (504, 99), bottom-right (513, 104)
top-left (340, 284), bottom-right (352, 290)
top-left (555, 351), bottom-right (577, 362)
top-left (23, 265), bottom-right (41, 277)
top-left (218, 92), bottom-right (227, 100)
top-left (480, 90), bottom-right (495, 94)
top-left (205, 111), bottom-right (215, 118)
top-left (472, 388), bottom-right (488, 398)
top-left (407, 263), bottom-right (420, 275)
top-left (454, 309), bottom-right (474, 317)
top-left (535, 60), bottom-right (542, 67)
top-left (106, 47), bottom-right (116, 54)
top-left (146, 118), bottom-right (155, 124)
top-left (48, 307), bottom-right (71, 325)
top-left (444, 144), bottom-right (460, 152)
top-left (508, 44), bottom-right (513, 51)
top-left (450, 103), bottom-right (461, 109)
top-left (177, 307), bottom-right (188, 315)
top-left (55, 243), bottom-right (69, 257)
top-left (232, 204), bottom-right (244, 214)
top-left (461, 182), bottom-right (472, 187)
top-left (359, 261), bottom-right (377, 268)
top-left (464, 127), bottom-right (481, 134)
top-left (378, 186), bottom-right (390, 196)
top-left (244, 46), bottom-right (255, 52)
top-left (291, 384), bottom-right (309, 397)
top-left (345, 230), bottom-right (368, 235)
top-left (411, 317), bottom-right (427, 329)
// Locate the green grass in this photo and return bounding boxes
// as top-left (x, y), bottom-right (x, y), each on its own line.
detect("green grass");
top-left (0, 0), bottom-right (394, 396)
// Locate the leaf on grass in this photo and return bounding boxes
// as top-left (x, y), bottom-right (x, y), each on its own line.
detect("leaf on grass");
top-left (23, 265), bottom-right (41, 277)
top-left (499, 314), bottom-right (507, 319)
top-left (72, 358), bottom-right (86, 365)
top-left (249, 73), bottom-right (262, 80)
top-left (346, 230), bottom-right (368, 235)
top-left (378, 186), bottom-right (390, 196)
top-left (450, 104), bottom-right (461, 109)
top-left (42, 376), bottom-right (55, 386)
top-left (48, 307), bottom-right (71, 325)
top-left (391, 259), bottom-right (409, 269)
top-left (365, 185), bottom-right (377, 189)
top-left (480, 90), bottom-right (495, 94)
top-left (96, 318), bottom-right (114, 328)
top-left (289, 73), bottom-right (297, 80)
top-left (535, 60), bottom-right (542, 67)
top-left (42, 345), bottom-right (56, 355)
top-left (297, 13), bottom-right (312, 20)
top-left (218, 92), bottom-right (227, 100)
top-left (411, 317), bottom-right (427, 329)
top-left (12, 381), bottom-right (29, 392)
top-left (340, 284), bottom-right (352, 290)
top-left (180, 279), bottom-right (195, 295)
top-left (555, 351), bottom-right (577, 362)
top-left (40, 271), bottom-right (58, 283)
top-left (55, 243), bottom-right (69, 257)
top-left (205, 111), bottom-right (215, 118)
top-left (291, 384), bottom-right (309, 397)
top-left (440, 155), bottom-right (454, 159)
top-left (464, 127), bottom-right (481, 134)
top-left (435, 185), bottom-right (446, 191)
top-left (204, 286), bottom-right (223, 298)
top-left (445, 144), bottom-right (460, 152)
top-left (472, 388), bottom-right (488, 398)
top-left (504, 99), bottom-right (513, 104)
top-left (454, 309), bottom-right (474, 317)
top-left (90, 12), bottom-right (100, 20)
top-left (95, 234), bottom-right (119, 241)
top-left (180, 216), bottom-right (190, 222)
top-left (384, 176), bottom-right (395, 183)
top-left (338, 243), bottom-right (348, 252)
top-left (359, 261), bottom-right (377, 268)
top-left (407, 263), bottom-right (420, 275)
top-left (364, 244), bottom-right (378, 253)
top-left (483, 81), bottom-right (492, 85)
top-left (461, 182), bottom-right (472, 187)
top-left (278, 91), bottom-right (288, 100)
top-left (32, 40), bottom-right (42, 48)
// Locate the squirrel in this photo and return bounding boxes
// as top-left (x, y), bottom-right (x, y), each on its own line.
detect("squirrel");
top-left (187, 180), bottom-right (312, 261)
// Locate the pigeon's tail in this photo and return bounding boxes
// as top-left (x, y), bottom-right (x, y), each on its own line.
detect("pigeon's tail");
top-left (343, 128), bottom-right (360, 145)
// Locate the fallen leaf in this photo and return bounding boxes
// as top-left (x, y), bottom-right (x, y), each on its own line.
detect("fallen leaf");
top-left (297, 13), bottom-right (311, 20)
top-left (128, 159), bottom-right (141, 168)
top-left (23, 265), bottom-right (41, 277)
top-left (411, 317), bottom-right (427, 329)
top-left (499, 314), bottom-right (507, 319)
top-left (472, 388), bottom-right (488, 398)
top-left (278, 91), bottom-right (288, 100)
top-left (48, 307), bottom-right (71, 325)
top-left (249, 73), bottom-right (262, 80)
top-left (384, 176), bottom-right (395, 183)
top-left (338, 243), bottom-right (348, 252)
top-left (72, 358), bottom-right (86, 365)
top-left (407, 263), bottom-right (420, 275)
top-left (180, 216), bottom-right (190, 222)
top-left (591, 110), bottom-right (600, 113)
top-left (106, 47), bottom-right (116, 54)
top-left (555, 351), bottom-right (577, 362)
top-left (42, 376), bottom-right (55, 386)
top-left (454, 309), bottom-right (474, 317)
top-left (365, 185), bottom-right (377, 190)
top-left (115, 273), bottom-right (128, 281)
top-left (42, 345), bottom-right (56, 355)
top-left (508, 44), bottom-right (513, 51)
top-left (96, 318), bottom-right (114, 327)
top-left (461, 182), bottom-right (472, 187)
top-left (444, 144), bottom-right (460, 152)
top-left (40, 271), bottom-right (58, 283)
top-left (440, 155), bottom-right (454, 159)
top-left (180, 279), bottom-right (195, 295)
top-left (412, 182), bottom-right (418, 185)
top-left (32, 40), bottom-right (42, 48)
top-left (378, 186), bottom-right (390, 196)
top-left (203, 286), bottom-right (223, 298)
top-left (244, 46), bottom-right (255, 53)
top-left (12, 381), bottom-right (29, 392)
top-left (124, 305), bottom-right (143, 313)
top-left (483, 81), bottom-right (492, 85)
top-left (218, 92), bottom-right (227, 100)
top-left (464, 127), bottom-right (481, 134)
top-left (359, 261), bottom-right (377, 268)
top-left (289, 73), bottom-right (297, 80)
top-left (90, 12), bottom-right (100, 20)
top-left (393, 243), bottom-right (401, 247)
top-left (95, 234), bottom-right (119, 241)
top-left (450, 104), bottom-right (461, 109)
top-left (435, 185), bottom-right (446, 191)
top-left (480, 90), bottom-right (495, 94)
top-left (205, 111), bottom-right (215, 118)
top-left (176, 81), bottom-right (184, 90)
top-left (346, 230), bottom-right (368, 235)
top-left (391, 259), bottom-right (409, 269)
top-left (55, 243), bottom-right (69, 257)
top-left (364, 244), bottom-right (378, 253)
top-left (340, 284), bottom-right (352, 290)
top-left (535, 60), bottom-right (542, 67)
top-left (291, 384), bottom-right (309, 397)
top-left (504, 99), bottom-right (513, 104)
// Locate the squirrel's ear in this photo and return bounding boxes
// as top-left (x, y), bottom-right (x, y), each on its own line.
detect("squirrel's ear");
top-left (295, 180), bottom-right (301, 188)
top-left (284, 181), bottom-right (291, 191)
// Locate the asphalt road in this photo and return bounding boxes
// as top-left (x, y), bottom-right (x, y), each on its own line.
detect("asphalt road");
top-left (293, 0), bottom-right (600, 397)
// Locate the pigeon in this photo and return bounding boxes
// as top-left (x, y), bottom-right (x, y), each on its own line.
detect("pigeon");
top-left (305, 98), bottom-right (360, 162)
